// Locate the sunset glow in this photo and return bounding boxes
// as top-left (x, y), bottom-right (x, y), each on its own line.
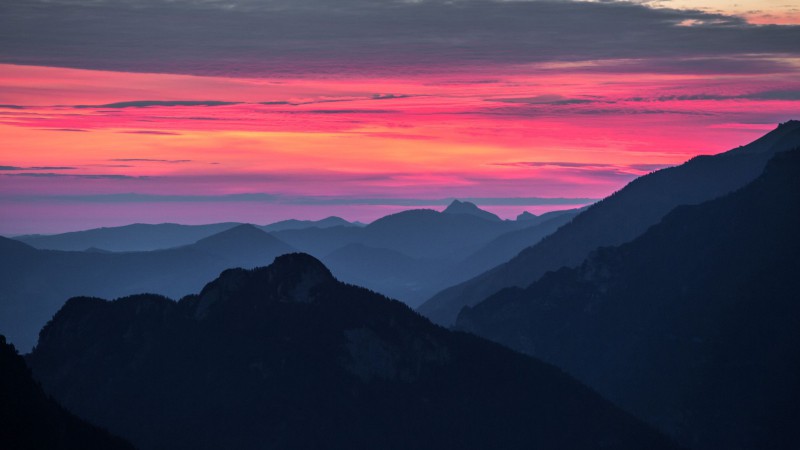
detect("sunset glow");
top-left (1, 0), bottom-right (799, 234)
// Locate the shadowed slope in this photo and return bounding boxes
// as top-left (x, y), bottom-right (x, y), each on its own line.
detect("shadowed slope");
top-left (458, 148), bottom-right (800, 450)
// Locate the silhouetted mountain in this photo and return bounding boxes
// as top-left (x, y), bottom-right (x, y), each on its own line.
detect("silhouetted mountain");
top-left (420, 120), bottom-right (800, 325)
top-left (260, 216), bottom-right (358, 232)
top-left (442, 199), bottom-right (501, 222)
top-left (516, 211), bottom-right (537, 221)
top-left (26, 254), bottom-right (678, 450)
top-left (361, 208), bottom-right (525, 259)
top-left (458, 148), bottom-right (800, 450)
top-left (0, 335), bottom-right (134, 450)
top-left (191, 224), bottom-right (294, 265)
top-left (0, 227), bottom-right (294, 352)
top-left (15, 222), bottom-right (241, 252)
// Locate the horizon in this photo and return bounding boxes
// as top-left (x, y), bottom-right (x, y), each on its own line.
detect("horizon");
top-left (4, 197), bottom-right (592, 236)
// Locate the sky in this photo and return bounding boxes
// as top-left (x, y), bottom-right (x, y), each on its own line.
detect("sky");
top-left (1, 0), bottom-right (799, 234)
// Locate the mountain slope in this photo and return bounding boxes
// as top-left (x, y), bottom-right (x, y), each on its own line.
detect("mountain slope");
top-left (0, 226), bottom-right (294, 352)
top-left (0, 335), bottom-right (134, 450)
top-left (458, 148), bottom-right (800, 450)
top-left (419, 120), bottom-right (800, 325)
top-left (321, 243), bottom-right (444, 307)
top-left (15, 222), bottom-right (241, 252)
top-left (450, 208), bottom-right (580, 283)
top-left (27, 254), bottom-right (678, 450)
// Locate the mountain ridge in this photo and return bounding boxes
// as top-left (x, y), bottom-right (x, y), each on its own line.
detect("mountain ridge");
top-left (418, 121), bottom-right (800, 326)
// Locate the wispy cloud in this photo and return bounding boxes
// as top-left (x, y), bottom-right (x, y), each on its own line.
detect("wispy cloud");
top-left (109, 158), bottom-right (193, 163)
top-left (75, 100), bottom-right (241, 109)
top-left (2, 173), bottom-right (147, 179)
top-left (4, 192), bottom-right (598, 206)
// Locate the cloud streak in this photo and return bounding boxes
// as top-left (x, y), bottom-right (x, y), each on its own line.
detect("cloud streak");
top-left (5, 192), bottom-right (598, 206)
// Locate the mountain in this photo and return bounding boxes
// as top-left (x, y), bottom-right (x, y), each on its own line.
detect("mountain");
top-left (14, 222), bottom-right (241, 252)
top-left (0, 335), bottom-right (134, 450)
top-left (191, 224), bottom-right (294, 266)
top-left (26, 254), bottom-right (678, 450)
top-left (441, 200), bottom-right (501, 222)
top-left (517, 211), bottom-right (537, 221)
top-left (260, 216), bottom-right (358, 232)
top-left (457, 148), bottom-right (800, 450)
top-left (360, 208), bottom-right (524, 259)
top-left (321, 243), bottom-right (445, 307)
top-left (0, 226), bottom-right (294, 352)
top-left (419, 120), bottom-right (800, 325)
top-left (450, 208), bottom-right (580, 283)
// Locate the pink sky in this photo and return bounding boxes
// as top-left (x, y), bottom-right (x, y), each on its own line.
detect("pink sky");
top-left (1, 1), bottom-right (798, 234)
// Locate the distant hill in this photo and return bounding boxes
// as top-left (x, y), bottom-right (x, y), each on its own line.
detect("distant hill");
top-left (458, 148), bottom-right (800, 450)
top-left (419, 121), bottom-right (800, 325)
top-left (442, 200), bottom-right (501, 222)
top-left (259, 216), bottom-right (358, 232)
top-left (13, 218), bottom-right (359, 253)
top-left (0, 225), bottom-right (294, 352)
top-left (0, 335), bottom-right (134, 450)
top-left (26, 254), bottom-right (678, 450)
top-left (15, 222), bottom-right (241, 252)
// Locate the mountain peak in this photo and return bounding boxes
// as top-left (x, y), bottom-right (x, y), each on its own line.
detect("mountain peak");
top-left (517, 211), bottom-right (538, 221)
top-left (194, 253), bottom-right (334, 316)
top-left (269, 252), bottom-right (334, 282)
top-left (442, 200), bottom-right (501, 221)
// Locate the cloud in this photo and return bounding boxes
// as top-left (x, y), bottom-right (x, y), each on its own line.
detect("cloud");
top-left (74, 100), bottom-right (241, 108)
top-left (0, 165), bottom-right (77, 170)
top-left (303, 109), bottom-right (396, 114)
top-left (627, 89), bottom-right (800, 102)
top-left (491, 161), bottom-right (674, 173)
top-left (6, 192), bottom-right (598, 206)
top-left (489, 95), bottom-right (598, 106)
top-left (119, 130), bottom-right (182, 135)
top-left (2, 173), bottom-right (146, 179)
top-left (1, 0), bottom-right (797, 77)
top-left (109, 158), bottom-right (192, 163)
top-left (371, 94), bottom-right (412, 100)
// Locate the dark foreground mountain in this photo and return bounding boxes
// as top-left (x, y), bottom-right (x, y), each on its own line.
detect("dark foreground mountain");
top-left (0, 225), bottom-right (293, 352)
top-left (458, 149), bottom-right (800, 450)
top-left (27, 254), bottom-right (678, 450)
top-left (420, 120), bottom-right (800, 325)
top-left (0, 335), bottom-right (134, 450)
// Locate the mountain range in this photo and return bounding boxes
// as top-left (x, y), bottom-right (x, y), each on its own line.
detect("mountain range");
top-left (457, 147), bottom-right (800, 450)
top-left (419, 120), bottom-right (800, 326)
top-left (2, 203), bottom-right (577, 351)
top-left (25, 254), bottom-right (679, 450)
